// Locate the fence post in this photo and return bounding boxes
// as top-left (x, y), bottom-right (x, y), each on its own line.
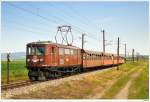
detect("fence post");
top-left (7, 53), bottom-right (10, 84)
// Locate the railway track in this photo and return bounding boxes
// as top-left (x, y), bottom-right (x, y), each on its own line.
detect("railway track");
top-left (1, 66), bottom-right (115, 91)
top-left (1, 80), bottom-right (39, 90)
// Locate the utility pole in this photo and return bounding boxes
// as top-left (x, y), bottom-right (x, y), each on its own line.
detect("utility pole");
top-left (124, 43), bottom-right (126, 63)
top-left (136, 52), bottom-right (139, 61)
top-left (7, 53), bottom-right (10, 84)
top-left (117, 37), bottom-right (120, 70)
top-left (82, 33), bottom-right (86, 50)
top-left (81, 33), bottom-right (86, 70)
top-left (101, 29), bottom-right (105, 53)
top-left (132, 49), bottom-right (135, 62)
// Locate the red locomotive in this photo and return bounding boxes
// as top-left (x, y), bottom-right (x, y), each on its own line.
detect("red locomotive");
top-left (26, 41), bottom-right (124, 81)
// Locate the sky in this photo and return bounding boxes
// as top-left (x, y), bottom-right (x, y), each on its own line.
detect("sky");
top-left (1, 1), bottom-right (149, 55)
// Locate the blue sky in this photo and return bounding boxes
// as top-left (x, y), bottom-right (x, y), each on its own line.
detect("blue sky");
top-left (1, 1), bottom-right (149, 55)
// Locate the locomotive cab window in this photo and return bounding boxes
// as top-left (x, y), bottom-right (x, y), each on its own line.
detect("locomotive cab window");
top-left (27, 46), bottom-right (45, 55)
top-left (27, 47), bottom-right (31, 55)
top-left (36, 46), bottom-right (45, 55)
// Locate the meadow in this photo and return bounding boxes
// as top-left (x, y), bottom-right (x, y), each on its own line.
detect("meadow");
top-left (1, 60), bottom-right (28, 84)
top-left (8, 59), bottom-right (149, 99)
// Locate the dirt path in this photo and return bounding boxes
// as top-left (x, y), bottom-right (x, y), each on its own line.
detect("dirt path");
top-left (114, 69), bottom-right (142, 99)
top-left (87, 67), bottom-right (136, 99)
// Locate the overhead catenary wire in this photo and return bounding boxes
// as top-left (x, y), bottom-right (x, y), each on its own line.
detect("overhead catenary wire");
top-left (8, 3), bottom-right (101, 42)
top-left (48, 3), bottom-right (96, 31)
top-left (6, 3), bottom-right (134, 55)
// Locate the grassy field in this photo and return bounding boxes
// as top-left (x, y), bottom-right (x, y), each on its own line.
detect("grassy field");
top-left (128, 62), bottom-right (149, 99)
top-left (1, 60), bottom-right (28, 84)
top-left (102, 60), bottom-right (148, 99)
top-left (9, 60), bottom-right (149, 99)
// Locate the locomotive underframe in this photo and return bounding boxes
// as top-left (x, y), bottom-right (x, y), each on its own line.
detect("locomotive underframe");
top-left (27, 65), bottom-right (82, 81)
top-left (27, 63), bottom-right (122, 81)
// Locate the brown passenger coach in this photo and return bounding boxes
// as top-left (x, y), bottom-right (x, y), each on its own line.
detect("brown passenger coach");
top-left (26, 41), bottom-right (124, 81)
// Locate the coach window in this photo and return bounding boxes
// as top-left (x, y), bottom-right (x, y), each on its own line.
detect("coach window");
top-left (104, 55), bottom-right (106, 59)
top-left (87, 54), bottom-right (89, 60)
top-left (86, 54), bottom-right (88, 60)
top-left (93, 54), bottom-right (94, 60)
top-left (89, 54), bottom-right (91, 60)
top-left (74, 49), bottom-right (77, 55)
top-left (93, 54), bottom-right (95, 60)
top-left (110, 56), bottom-right (112, 59)
top-left (94, 54), bottom-right (96, 60)
top-left (59, 48), bottom-right (64, 55)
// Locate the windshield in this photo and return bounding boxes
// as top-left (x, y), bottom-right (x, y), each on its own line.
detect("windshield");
top-left (27, 46), bottom-right (45, 55)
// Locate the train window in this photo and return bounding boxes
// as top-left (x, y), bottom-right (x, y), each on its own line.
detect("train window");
top-left (65, 49), bottom-right (70, 55)
top-left (36, 46), bottom-right (45, 55)
top-left (97, 55), bottom-right (99, 59)
top-left (93, 54), bottom-right (95, 60)
top-left (59, 48), bottom-right (64, 55)
top-left (31, 47), bottom-right (36, 55)
top-left (90, 54), bottom-right (92, 60)
top-left (27, 47), bottom-right (31, 55)
top-left (94, 55), bottom-right (96, 60)
top-left (70, 49), bottom-right (74, 55)
top-left (74, 50), bottom-right (77, 55)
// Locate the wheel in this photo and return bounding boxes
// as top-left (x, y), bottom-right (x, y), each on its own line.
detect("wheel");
top-left (38, 71), bottom-right (46, 81)
top-left (29, 76), bottom-right (37, 81)
top-left (28, 70), bottom-right (38, 81)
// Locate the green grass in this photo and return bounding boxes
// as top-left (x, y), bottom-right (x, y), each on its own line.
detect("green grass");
top-left (9, 60), bottom-right (148, 99)
top-left (128, 62), bottom-right (149, 99)
top-left (1, 60), bottom-right (28, 84)
top-left (102, 69), bottom-right (133, 99)
top-left (102, 60), bottom-right (148, 99)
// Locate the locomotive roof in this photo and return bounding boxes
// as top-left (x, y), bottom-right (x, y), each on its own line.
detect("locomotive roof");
top-left (27, 41), bottom-right (80, 49)
top-left (27, 41), bottom-right (123, 57)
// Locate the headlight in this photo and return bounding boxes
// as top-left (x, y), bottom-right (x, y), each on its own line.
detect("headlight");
top-left (32, 59), bottom-right (38, 62)
top-left (39, 58), bottom-right (44, 62)
top-left (27, 59), bottom-right (30, 62)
